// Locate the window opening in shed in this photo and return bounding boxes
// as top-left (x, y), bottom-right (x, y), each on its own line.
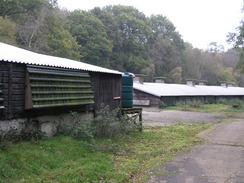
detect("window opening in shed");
top-left (25, 65), bottom-right (94, 109)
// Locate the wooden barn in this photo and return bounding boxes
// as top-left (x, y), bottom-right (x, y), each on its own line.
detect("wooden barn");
top-left (0, 42), bottom-right (121, 136)
top-left (133, 76), bottom-right (244, 107)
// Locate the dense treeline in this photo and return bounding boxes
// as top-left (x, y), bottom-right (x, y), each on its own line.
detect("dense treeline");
top-left (0, 0), bottom-right (243, 86)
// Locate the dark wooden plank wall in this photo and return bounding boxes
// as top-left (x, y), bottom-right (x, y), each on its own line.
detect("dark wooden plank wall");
top-left (0, 62), bottom-right (122, 119)
top-left (90, 72), bottom-right (121, 111)
top-left (0, 62), bottom-right (25, 119)
top-left (133, 89), bottom-right (160, 107)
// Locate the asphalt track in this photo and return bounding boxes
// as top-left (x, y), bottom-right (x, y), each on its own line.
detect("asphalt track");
top-left (147, 118), bottom-right (244, 183)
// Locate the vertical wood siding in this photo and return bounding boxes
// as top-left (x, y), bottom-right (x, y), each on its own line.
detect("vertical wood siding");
top-left (0, 62), bottom-right (25, 119)
top-left (0, 62), bottom-right (121, 119)
top-left (90, 72), bottom-right (121, 111)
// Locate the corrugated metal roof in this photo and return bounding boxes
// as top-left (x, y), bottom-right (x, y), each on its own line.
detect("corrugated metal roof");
top-left (0, 42), bottom-right (121, 75)
top-left (134, 82), bottom-right (244, 97)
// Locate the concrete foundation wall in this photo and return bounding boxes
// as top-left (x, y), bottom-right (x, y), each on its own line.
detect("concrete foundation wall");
top-left (0, 111), bottom-right (94, 138)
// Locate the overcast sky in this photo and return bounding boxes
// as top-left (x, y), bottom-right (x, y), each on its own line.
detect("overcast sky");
top-left (57, 0), bottom-right (243, 50)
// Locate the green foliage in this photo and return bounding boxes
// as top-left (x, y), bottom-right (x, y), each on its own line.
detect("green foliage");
top-left (0, 124), bottom-right (211, 182)
top-left (0, 17), bottom-right (17, 45)
top-left (149, 14), bottom-right (184, 50)
top-left (94, 104), bottom-right (137, 138)
top-left (102, 5), bottom-right (152, 73)
top-left (0, 0), bottom-right (45, 18)
top-left (227, 19), bottom-right (244, 73)
top-left (0, 124), bottom-right (43, 150)
top-left (168, 101), bottom-right (244, 117)
top-left (57, 112), bottom-right (95, 140)
top-left (216, 98), bottom-right (228, 104)
top-left (57, 105), bottom-right (139, 151)
top-left (168, 66), bottom-right (182, 83)
top-left (43, 11), bottom-right (81, 60)
top-left (0, 136), bottom-right (115, 182)
top-left (217, 67), bottom-right (237, 84)
top-left (229, 98), bottom-right (243, 108)
top-left (217, 98), bottom-right (243, 109)
top-left (0, 2), bottom-right (241, 84)
top-left (159, 101), bottom-right (167, 108)
top-left (175, 99), bottom-right (204, 109)
top-left (68, 10), bottom-right (112, 66)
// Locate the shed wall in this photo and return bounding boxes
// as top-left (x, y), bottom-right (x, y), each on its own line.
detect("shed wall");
top-left (0, 62), bottom-right (25, 119)
top-left (133, 89), bottom-right (160, 107)
top-left (90, 72), bottom-right (122, 111)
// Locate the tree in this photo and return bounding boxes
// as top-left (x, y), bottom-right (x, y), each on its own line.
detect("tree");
top-left (181, 43), bottom-right (201, 80)
top-left (222, 49), bottom-right (240, 67)
top-left (102, 5), bottom-right (151, 72)
top-left (217, 67), bottom-right (237, 84)
top-left (227, 2), bottom-right (244, 73)
top-left (207, 42), bottom-right (224, 53)
top-left (149, 15), bottom-right (184, 50)
top-left (147, 15), bottom-right (184, 80)
top-left (0, 17), bottom-right (17, 45)
top-left (148, 34), bottom-right (182, 79)
top-left (68, 10), bottom-right (113, 67)
top-left (168, 67), bottom-right (182, 83)
top-left (0, 0), bottom-right (46, 18)
top-left (14, 1), bottom-right (50, 50)
top-left (43, 10), bottom-right (81, 60)
top-left (4, 0), bottom-right (81, 60)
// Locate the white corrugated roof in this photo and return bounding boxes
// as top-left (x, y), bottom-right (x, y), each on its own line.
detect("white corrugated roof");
top-left (134, 82), bottom-right (244, 97)
top-left (0, 42), bottom-right (121, 75)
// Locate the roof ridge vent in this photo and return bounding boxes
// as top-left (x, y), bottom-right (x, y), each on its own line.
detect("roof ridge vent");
top-left (221, 81), bottom-right (228, 88)
top-left (186, 79), bottom-right (196, 87)
top-left (134, 74), bottom-right (146, 84)
top-left (154, 77), bottom-right (166, 83)
top-left (198, 80), bottom-right (208, 86)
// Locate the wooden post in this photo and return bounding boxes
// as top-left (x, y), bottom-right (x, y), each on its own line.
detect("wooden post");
top-left (121, 108), bottom-right (143, 132)
top-left (25, 69), bottom-right (33, 109)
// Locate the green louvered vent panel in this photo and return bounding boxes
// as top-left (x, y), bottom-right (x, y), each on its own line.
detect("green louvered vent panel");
top-left (27, 65), bottom-right (94, 109)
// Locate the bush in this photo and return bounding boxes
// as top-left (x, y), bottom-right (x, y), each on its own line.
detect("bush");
top-left (175, 99), bottom-right (204, 108)
top-left (216, 98), bottom-right (228, 104)
top-left (189, 99), bottom-right (204, 108)
top-left (159, 101), bottom-right (167, 108)
top-left (0, 125), bottom-right (43, 150)
top-left (57, 105), bottom-right (137, 151)
top-left (94, 104), bottom-right (136, 138)
top-left (229, 98), bottom-right (243, 109)
top-left (217, 98), bottom-right (243, 108)
top-left (58, 112), bottom-right (95, 140)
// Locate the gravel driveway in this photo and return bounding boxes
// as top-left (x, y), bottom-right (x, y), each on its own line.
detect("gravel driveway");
top-left (142, 108), bottom-right (227, 126)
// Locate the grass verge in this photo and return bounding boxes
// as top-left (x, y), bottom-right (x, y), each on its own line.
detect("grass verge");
top-left (167, 104), bottom-right (244, 117)
top-left (0, 123), bottom-right (211, 183)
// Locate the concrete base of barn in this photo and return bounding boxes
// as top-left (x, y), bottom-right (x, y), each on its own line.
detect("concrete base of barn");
top-left (0, 112), bottom-right (94, 138)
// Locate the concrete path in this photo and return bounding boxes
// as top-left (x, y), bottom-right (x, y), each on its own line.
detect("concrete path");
top-left (147, 119), bottom-right (244, 183)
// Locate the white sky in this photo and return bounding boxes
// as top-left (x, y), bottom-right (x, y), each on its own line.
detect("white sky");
top-left (57, 0), bottom-right (243, 50)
